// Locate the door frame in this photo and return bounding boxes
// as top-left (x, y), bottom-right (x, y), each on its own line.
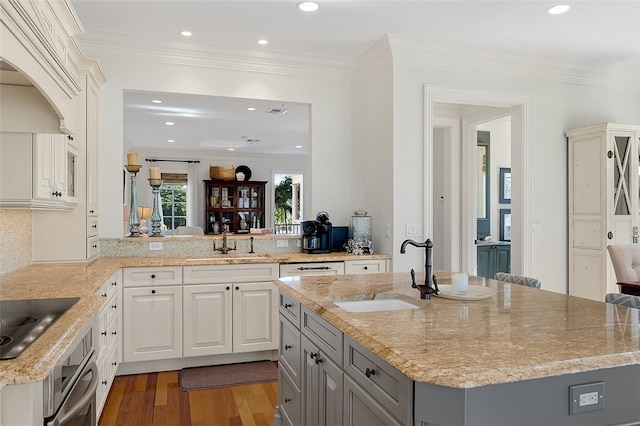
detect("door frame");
top-left (424, 85), bottom-right (532, 276)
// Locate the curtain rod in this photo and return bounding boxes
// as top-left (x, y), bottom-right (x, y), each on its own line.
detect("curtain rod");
top-left (145, 158), bottom-right (201, 164)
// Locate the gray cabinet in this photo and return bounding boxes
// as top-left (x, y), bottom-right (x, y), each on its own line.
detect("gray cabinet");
top-left (344, 375), bottom-right (402, 426)
top-left (477, 243), bottom-right (510, 279)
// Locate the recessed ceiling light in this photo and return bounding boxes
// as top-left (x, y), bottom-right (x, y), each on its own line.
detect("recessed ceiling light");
top-left (295, 145), bottom-right (303, 149)
top-left (228, 148), bottom-right (235, 151)
top-left (258, 39), bottom-right (268, 46)
top-left (165, 121), bottom-right (175, 126)
top-left (181, 31), bottom-right (192, 37)
top-left (297, 2), bottom-right (318, 12)
top-left (167, 139), bottom-right (175, 143)
top-left (247, 107), bottom-right (256, 111)
top-left (151, 99), bottom-right (162, 104)
top-left (547, 4), bottom-right (570, 15)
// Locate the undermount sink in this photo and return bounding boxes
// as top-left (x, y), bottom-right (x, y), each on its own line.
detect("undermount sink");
top-left (334, 298), bottom-right (421, 313)
top-left (188, 253), bottom-right (269, 261)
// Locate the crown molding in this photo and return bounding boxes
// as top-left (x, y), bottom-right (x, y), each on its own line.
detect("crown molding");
top-left (76, 31), bottom-right (358, 80)
top-left (388, 34), bottom-right (640, 91)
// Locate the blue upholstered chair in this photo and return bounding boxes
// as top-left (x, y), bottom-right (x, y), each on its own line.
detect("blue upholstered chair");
top-left (605, 293), bottom-right (640, 309)
top-left (494, 272), bottom-right (541, 289)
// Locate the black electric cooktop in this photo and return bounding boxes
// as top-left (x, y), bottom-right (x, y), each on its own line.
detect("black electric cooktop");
top-left (0, 297), bottom-right (79, 360)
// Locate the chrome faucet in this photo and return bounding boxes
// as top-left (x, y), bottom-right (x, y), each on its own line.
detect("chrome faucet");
top-left (214, 224), bottom-right (237, 254)
top-left (400, 238), bottom-right (440, 299)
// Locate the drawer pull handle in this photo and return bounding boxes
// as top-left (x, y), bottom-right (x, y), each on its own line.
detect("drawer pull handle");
top-left (89, 209), bottom-right (95, 214)
top-left (151, 289), bottom-right (156, 294)
top-left (284, 303), bottom-right (293, 308)
top-left (111, 282), bottom-right (117, 286)
top-left (102, 293), bottom-right (107, 298)
top-left (284, 398), bottom-right (291, 403)
top-left (112, 305), bottom-right (117, 309)
top-left (315, 357), bottom-right (323, 365)
top-left (151, 274), bottom-right (156, 279)
top-left (101, 331), bottom-right (107, 336)
top-left (309, 352), bottom-right (317, 359)
top-left (298, 266), bottom-right (331, 270)
top-left (92, 224), bottom-right (98, 228)
top-left (111, 331), bottom-right (117, 336)
top-left (284, 344), bottom-right (292, 350)
top-left (365, 368), bottom-right (376, 378)
top-left (92, 244), bottom-right (98, 249)
top-left (112, 362), bottom-right (117, 366)
top-left (102, 380), bottom-right (108, 385)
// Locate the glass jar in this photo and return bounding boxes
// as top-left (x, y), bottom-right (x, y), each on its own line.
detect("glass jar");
top-left (350, 210), bottom-right (373, 253)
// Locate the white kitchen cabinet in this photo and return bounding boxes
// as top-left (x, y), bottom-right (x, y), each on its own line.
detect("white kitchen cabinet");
top-left (95, 270), bottom-right (122, 418)
top-left (183, 283), bottom-right (232, 357)
top-left (123, 267), bottom-right (183, 362)
top-left (232, 281), bottom-right (278, 353)
top-left (33, 133), bottom-right (68, 203)
top-left (344, 259), bottom-right (387, 274)
top-left (567, 123), bottom-right (640, 301)
top-left (183, 264), bottom-right (279, 357)
top-left (280, 262), bottom-right (345, 277)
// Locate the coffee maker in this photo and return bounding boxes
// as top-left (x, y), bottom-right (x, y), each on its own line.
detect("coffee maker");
top-left (301, 211), bottom-right (332, 254)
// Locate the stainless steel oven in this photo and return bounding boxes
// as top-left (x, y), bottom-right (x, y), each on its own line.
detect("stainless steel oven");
top-left (43, 323), bottom-right (98, 426)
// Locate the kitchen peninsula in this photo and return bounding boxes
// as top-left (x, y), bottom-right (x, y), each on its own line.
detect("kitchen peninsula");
top-left (276, 273), bottom-right (640, 425)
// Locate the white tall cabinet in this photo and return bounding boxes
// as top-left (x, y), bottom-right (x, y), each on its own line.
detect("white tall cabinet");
top-left (567, 123), bottom-right (640, 301)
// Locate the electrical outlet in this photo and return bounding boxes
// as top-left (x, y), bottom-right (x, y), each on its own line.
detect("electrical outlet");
top-left (570, 382), bottom-right (604, 415)
top-left (277, 239), bottom-right (289, 248)
top-left (406, 224), bottom-right (423, 237)
top-left (149, 241), bottom-right (163, 251)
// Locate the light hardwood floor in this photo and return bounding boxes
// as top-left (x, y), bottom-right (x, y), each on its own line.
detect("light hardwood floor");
top-left (99, 371), bottom-right (279, 426)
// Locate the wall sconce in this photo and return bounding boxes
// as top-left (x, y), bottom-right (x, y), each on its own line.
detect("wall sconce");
top-left (138, 205), bottom-right (153, 235)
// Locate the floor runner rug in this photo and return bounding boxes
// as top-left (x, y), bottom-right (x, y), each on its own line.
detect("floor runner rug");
top-left (179, 360), bottom-right (278, 391)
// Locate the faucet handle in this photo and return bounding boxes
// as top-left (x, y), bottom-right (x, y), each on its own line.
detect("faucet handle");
top-left (410, 269), bottom-right (417, 289)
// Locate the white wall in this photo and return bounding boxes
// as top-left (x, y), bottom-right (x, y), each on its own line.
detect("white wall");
top-left (91, 52), bottom-right (363, 237)
top-left (383, 36), bottom-right (640, 294)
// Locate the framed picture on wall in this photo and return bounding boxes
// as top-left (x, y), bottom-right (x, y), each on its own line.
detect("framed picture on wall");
top-left (499, 167), bottom-right (511, 204)
top-left (500, 208), bottom-right (511, 241)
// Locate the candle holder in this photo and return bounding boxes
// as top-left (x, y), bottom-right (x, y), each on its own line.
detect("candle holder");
top-left (148, 178), bottom-right (164, 237)
top-left (124, 164), bottom-right (142, 237)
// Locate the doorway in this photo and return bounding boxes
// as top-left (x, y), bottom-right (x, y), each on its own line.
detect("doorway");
top-left (425, 86), bottom-right (532, 276)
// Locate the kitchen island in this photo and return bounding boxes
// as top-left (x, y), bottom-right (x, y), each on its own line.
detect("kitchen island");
top-left (275, 272), bottom-right (640, 425)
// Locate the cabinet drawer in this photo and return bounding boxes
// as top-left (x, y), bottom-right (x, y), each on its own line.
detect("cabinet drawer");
top-left (279, 316), bottom-right (301, 388)
top-left (87, 217), bottom-right (99, 237)
top-left (344, 259), bottom-right (386, 274)
top-left (183, 263), bottom-right (278, 284)
top-left (279, 291), bottom-right (301, 327)
top-left (123, 266), bottom-right (183, 287)
top-left (97, 271), bottom-right (120, 300)
top-left (344, 335), bottom-right (412, 423)
top-left (279, 367), bottom-right (301, 426)
top-left (280, 262), bottom-right (344, 277)
top-left (301, 305), bottom-right (342, 366)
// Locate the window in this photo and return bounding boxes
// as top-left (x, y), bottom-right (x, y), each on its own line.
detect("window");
top-left (160, 173), bottom-right (188, 230)
top-left (274, 173), bottom-right (303, 234)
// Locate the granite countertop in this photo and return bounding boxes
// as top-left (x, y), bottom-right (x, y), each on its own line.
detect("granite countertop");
top-left (276, 272), bottom-right (640, 389)
top-left (0, 252), bottom-right (388, 388)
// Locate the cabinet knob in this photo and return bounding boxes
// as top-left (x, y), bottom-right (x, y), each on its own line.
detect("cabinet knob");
top-left (284, 398), bottom-right (291, 403)
top-left (365, 368), bottom-right (376, 378)
top-left (226, 286), bottom-right (230, 291)
top-left (89, 210), bottom-right (95, 214)
top-left (112, 331), bottom-right (117, 335)
top-left (235, 286), bottom-right (239, 291)
top-left (92, 224), bottom-right (97, 228)
top-left (364, 266), bottom-right (368, 270)
top-left (111, 281), bottom-right (117, 286)
top-left (284, 344), bottom-right (292, 350)
top-left (315, 357), bottom-right (323, 365)
top-left (151, 289), bottom-right (156, 294)
top-left (92, 244), bottom-right (98, 249)
top-left (101, 331), bottom-right (107, 336)
top-left (112, 304), bottom-right (117, 309)
top-left (284, 303), bottom-right (293, 308)
top-left (309, 352), bottom-right (317, 359)
top-left (102, 293), bottom-right (107, 298)
top-left (102, 380), bottom-right (108, 386)
top-left (151, 274), bottom-right (156, 279)
top-left (112, 362), bottom-right (117, 366)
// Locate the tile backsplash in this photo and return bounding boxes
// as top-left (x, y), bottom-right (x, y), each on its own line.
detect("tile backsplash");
top-left (0, 209), bottom-right (32, 275)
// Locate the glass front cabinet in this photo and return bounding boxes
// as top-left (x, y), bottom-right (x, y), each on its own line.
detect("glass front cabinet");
top-left (203, 179), bottom-right (267, 234)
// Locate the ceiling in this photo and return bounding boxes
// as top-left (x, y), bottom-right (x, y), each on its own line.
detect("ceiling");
top-left (71, 1), bottom-right (640, 155)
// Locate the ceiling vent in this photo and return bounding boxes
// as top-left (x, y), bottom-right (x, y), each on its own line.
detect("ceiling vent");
top-left (265, 105), bottom-right (288, 115)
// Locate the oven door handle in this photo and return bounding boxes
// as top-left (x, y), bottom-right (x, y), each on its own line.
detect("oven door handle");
top-left (58, 360), bottom-right (99, 425)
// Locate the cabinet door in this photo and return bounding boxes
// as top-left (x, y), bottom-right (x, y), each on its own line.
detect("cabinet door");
top-left (33, 134), bottom-right (56, 200)
top-left (495, 245), bottom-right (511, 274)
top-left (85, 76), bottom-right (99, 216)
top-left (183, 284), bottom-right (232, 357)
top-left (343, 375), bottom-right (402, 426)
top-left (232, 281), bottom-right (278, 353)
top-left (318, 350), bottom-right (343, 426)
top-left (302, 334), bottom-right (320, 425)
top-left (123, 285), bottom-right (182, 362)
top-left (476, 245), bottom-right (491, 278)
